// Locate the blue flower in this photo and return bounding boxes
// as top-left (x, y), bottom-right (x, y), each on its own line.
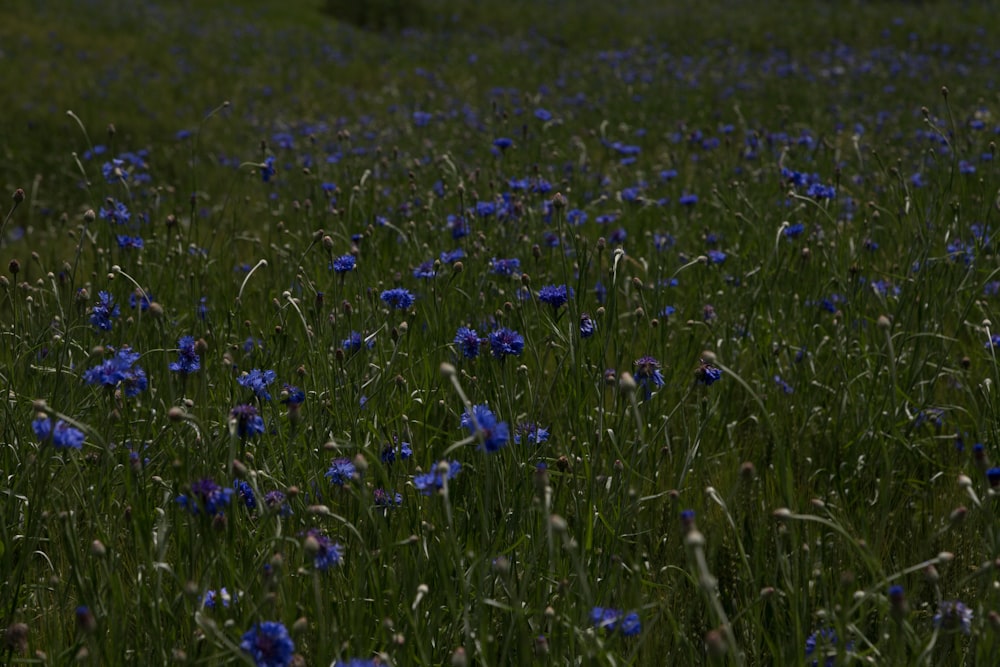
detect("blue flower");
top-left (590, 607), bottom-right (640, 636)
top-left (493, 137), bottom-right (513, 150)
top-left (454, 327), bottom-right (481, 359)
top-left (373, 488), bottom-right (403, 507)
top-left (116, 235), bottom-right (144, 250)
top-left (89, 291), bottom-right (120, 331)
top-left (201, 588), bottom-right (236, 609)
top-left (380, 288), bottom-right (415, 310)
top-left (128, 291), bottom-right (154, 311)
top-left (697, 364), bottom-right (722, 386)
top-left (985, 334), bottom-right (1000, 350)
top-left (413, 260), bottom-right (436, 279)
top-left (774, 375), bottom-right (793, 394)
top-left (784, 223), bottom-right (805, 239)
top-left (538, 284), bottom-right (572, 309)
top-left (31, 416), bottom-right (85, 449)
top-left (804, 628), bottom-right (839, 667)
top-left (234, 480), bottom-right (257, 510)
top-left (491, 258), bottom-right (521, 277)
top-left (334, 659), bottom-right (379, 667)
top-left (305, 528), bottom-right (344, 571)
top-left (381, 440), bottom-right (413, 464)
top-left (169, 336), bottom-right (201, 374)
top-left (534, 108), bottom-right (553, 122)
top-left (679, 193), bottom-right (699, 206)
top-left (326, 457), bottom-right (356, 486)
top-left (440, 248), bottom-right (465, 264)
top-left (633, 356), bottom-right (664, 395)
top-left (260, 156), bottom-right (277, 183)
top-left (177, 478), bottom-right (234, 516)
top-left (461, 404), bottom-right (509, 452)
top-left (238, 369), bottom-right (277, 400)
top-left (102, 159), bottom-right (128, 183)
top-left (342, 331), bottom-right (374, 352)
top-left (413, 460), bottom-right (461, 494)
top-left (83, 346), bottom-right (148, 397)
top-left (265, 490), bottom-right (292, 517)
top-left (230, 404), bottom-right (265, 438)
top-left (489, 327), bottom-right (524, 360)
top-left (240, 621), bottom-right (294, 667)
top-left (332, 254), bottom-right (356, 273)
top-left (514, 423), bottom-right (549, 445)
top-left (281, 384), bottom-right (305, 405)
top-left (580, 313), bottom-right (596, 338)
top-left (707, 249), bottom-right (726, 264)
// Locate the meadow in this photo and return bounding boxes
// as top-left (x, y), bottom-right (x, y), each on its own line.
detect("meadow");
top-left (2, 0), bottom-right (1000, 664)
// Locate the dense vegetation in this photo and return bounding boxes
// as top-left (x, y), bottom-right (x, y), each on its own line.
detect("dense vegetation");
top-left (2, 0), bottom-right (1000, 664)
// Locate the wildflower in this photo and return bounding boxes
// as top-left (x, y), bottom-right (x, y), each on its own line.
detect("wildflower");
top-left (98, 199), bottom-right (130, 225)
top-left (934, 600), bottom-right (973, 634)
top-left (454, 326), bottom-right (481, 359)
top-left (491, 257), bottom-right (521, 277)
top-left (238, 369), bottom-right (277, 400)
top-left (707, 249), bottom-right (726, 264)
top-left (373, 488), bottom-right (403, 507)
top-left (440, 248), bottom-right (465, 263)
top-left (538, 284), bottom-right (572, 309)
top-left (177, 478), bottom-right (234, 516)
top-left (201, 588), bottom-right (236, 609)
top-left (325, 457), bottom-right (356, 486)
top-left (489, 327), bottom-right (524, 360)
top-left (380, 288), bottom-right (415, 310)
top-left (234, 480), bottom-right (257, 510)
top-left (169, 336), bottom-right (201, 374)
top-left (784, 223), bottom-right (805, 239)
top-left (462, 404), bottom-right (509, 452)
top-left (774, 375), bottom-right (793, 394)
top-left (985, 334), bottom-right (1000, 350)
top-left (413, 460), bottom-right (461, 494)
top-left (679, 193), bottom-right (699, 206)
top-left (493, 137), bottom-right (513, 150)
top-left (230, 404), bottom-right (265, 438)
top-left (31, 415), bottom-right (85, 450)
top-left (304, 528), bottom-right (343, 571)
top-left (534, 108), bottom-right (553, 122)
top-left (102, 159), bottom-right (128, 183)
top-left (264, 490), bottom-right (292, 517)
top-left (696, 363), bottom-right (722, 386)
top-left (89, 291), bottom-right (120, 331)
top-left (580, 313), bottom-right (596, 338)
top-left (240, 621), bottom-right (294, 667)
top-left (334, 659), bottom-right (379, 667)
top-left (128, 291), bottom-right (154, 311)
top-left (280, 384), bottom-right (305, 406)
top-left (514, 423), bottom-right (549, 445)
top-left (83, 346), bottom-right (148, 397)
top-left (804, 628), bottom-right (840, 666)
top-left (116, 235), bottom-right (144, 250)
top-left (197, 297), bottom-right (208, 320)
top-left (381, 440), bottom-right (413, 464)
top-left (986, 467), bottom-right (1000, 488)
top-left (331, 254), bottom-right (356, 273)
top-left (342, 331), bottom-right (374, 352)
top-left (633, 356), bottom-right (665, 395)
top-left (260, 156), bottom-right (277, 183)
top-left (413, 260), bottom-right (436, 279)
top-left (590, 607), bottom-right (640, 636)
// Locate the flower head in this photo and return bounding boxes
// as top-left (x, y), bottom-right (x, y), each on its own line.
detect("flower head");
top-left (454, 326), bottom-right (481, 359)
top-left (89, 291), bottom-right (120, 331)
top-left (462, 404), bottom-right (510, 452)
top-left (83, 346), bottom-right (148, 397)
top-left (413, 460), bottom-right (461, 494)
top-left (234, 480), bottom-right (257, 510)
top-left (489, 327), bottom-right (524, 360)
top-left (240, 621), bottom-right (294, 667)
top-left (332, 255), bottom-right (356, 273)
top-left (579, 313), bottom-right (596, 338)
top-left (325, 457), bottom-right (357, 486)
top-left (538, 284), bottom-right (572, 309)
top-left (177, 478), bottom-right (234, 516)
top-left (32, 416), bottom-right (85, 449)
top-left (380, 288), bottom-right (415, 310)
top-left (491, 257), bottom-right (521, 277)
top-left (514, 423), bottom-right (549, 445)
top-left (169, 336), bottom-right (201, 374)
top-left (633, 356), bottom-right (664, 395)
top-left (590, 607), bottom-right (640, 636)
top-left (238, 369), bottom-right (277, 400)
top-left (696, 363), bottom-right (722, 386)
top-left (935, 600), bottom-right (974, 634)
top-left (304, 528), bottom-right (343, 571)
top-left (230, 404), bottom-right (265, 438)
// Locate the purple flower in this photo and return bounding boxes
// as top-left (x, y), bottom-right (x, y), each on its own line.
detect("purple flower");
top-left (31, 416), bottom-right (85, 449)
top-left (696, 363), bottom-right (722, 386)
top-left (454, 326), bottom-right (481, 359)
top-left (413, 460), bottom-right (461, 494)
top-left (240, 621), bottom-right (294, 667)
top-left (461, 404), bottom-right (509, 452)
top-left (325, 457), bottom-right (356, 486)
top-left (238, 369), bottom-right (277, 400)
top-left (89, 291), bottom-right (120, 331)
top-left (177, 478), bottom-right (234, 516)
top-left (538, 284), bottom-right (572, 309)
top-left (332, 254), bottom-right (356, 273)
top-left (234, 480), bottom-right (257, 510)
top-left (489, 327), bottom-right (524, 360)
top-left (83, 346), bottom-right (148, 397)
top-left (579, 313), bottom-right (596, 338)
top-left (380, 288), bottom-right (415, 310)
top-left (230, 404), bottom-right (265, 438)
top-left (304, 528), bottom-right (343, 571)
top-left (633, 356), bottom-right (664, 394)
top-left (169, 336), bottom-right (201, 374)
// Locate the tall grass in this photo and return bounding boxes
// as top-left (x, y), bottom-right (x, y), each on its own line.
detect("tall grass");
top-left (1, 0), bottom-right (1000, 664)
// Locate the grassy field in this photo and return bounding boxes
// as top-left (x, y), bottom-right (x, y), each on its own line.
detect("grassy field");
top-left (3, 0), bottom-right (1000, 664)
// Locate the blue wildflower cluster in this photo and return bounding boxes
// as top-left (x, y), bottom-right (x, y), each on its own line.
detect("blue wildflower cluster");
top-left (461, 404), bottom-right (509, 452)
top-left (590, 607), bottom-right (641, 636)
top-left (413, 460), bottom-right (462, 494)
top-left (83, 346), bottom-right (148, 397)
